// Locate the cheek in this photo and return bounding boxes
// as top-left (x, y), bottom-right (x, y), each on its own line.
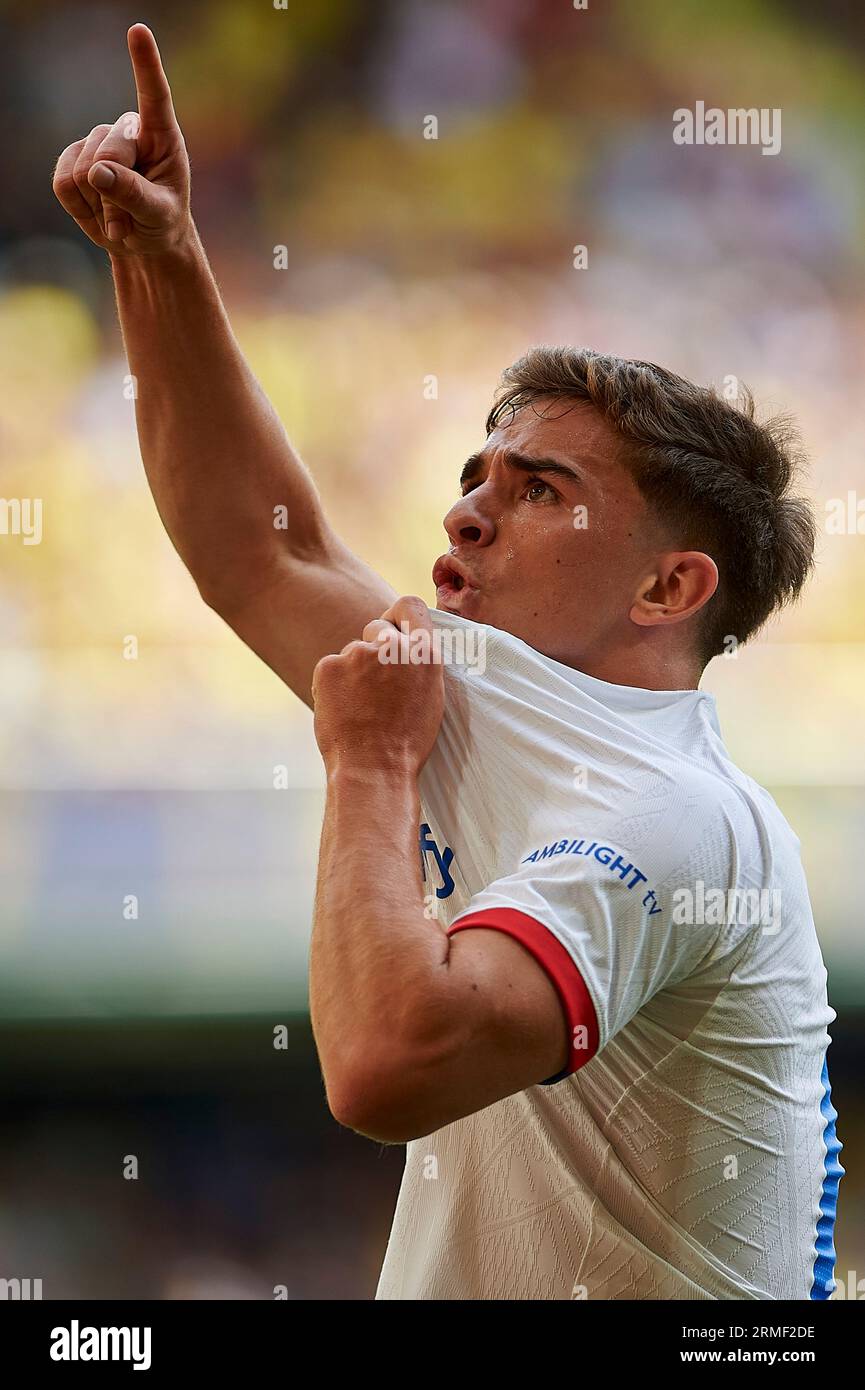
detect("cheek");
top-left (539, 518), bottom-right (595, 576)
top-left (504, 512), bottom-right (599, 585)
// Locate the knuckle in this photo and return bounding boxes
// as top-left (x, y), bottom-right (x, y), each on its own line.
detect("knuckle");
top-left (394, 595), bottom-right (427, 624)
top-left (51, 159), bottom-right (71, 191)
top-left (72, 153), bottom-right (92, 184)
top-left (54, 141), bottom-right (79, 171)
top-left (52, 173), bottom-right (77, 202)
top-left (101, 116), bottom-right (140, 156)
top-left (118, 111), bottom-right (140, 137)
top-left (313, 653), bottom-right (339, 680)
top-left (72, 128), bottom-right (111, 181)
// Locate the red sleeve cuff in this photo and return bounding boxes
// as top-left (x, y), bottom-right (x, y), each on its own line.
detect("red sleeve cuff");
top-left (447, 907), bottom-right (599, 1085)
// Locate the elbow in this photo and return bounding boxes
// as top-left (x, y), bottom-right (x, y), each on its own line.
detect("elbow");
top-left (193, 568), bottom-right (255, 619)
top-left (321, 989), bottom-right (465, 1143)
top-left (192, 550), bottom-right (294, 620)
top-left (194, 572), bottom-right (227, 614)
top-left (324, 1047), bottom-right (444, 1145)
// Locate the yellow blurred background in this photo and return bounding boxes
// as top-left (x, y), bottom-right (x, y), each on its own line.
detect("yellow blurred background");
top-left (1, 0), bottom-right (863, 1298)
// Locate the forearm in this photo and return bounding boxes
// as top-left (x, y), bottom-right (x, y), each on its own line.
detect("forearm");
top-left (309, 764), bottom-right (452, 1116)
top-left (110, 224), bottom-right (327, 604)
top-left (52, 24), bottom-right (396, 707)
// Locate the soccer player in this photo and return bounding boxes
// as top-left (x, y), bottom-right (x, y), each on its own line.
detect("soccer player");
top-left (53, 24), bottom-right (842, 1300)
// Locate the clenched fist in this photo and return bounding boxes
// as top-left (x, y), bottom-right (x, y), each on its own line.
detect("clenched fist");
top-left (312, 597), bottom-right (446, 779)
top-left (52, 24), bottom-right (191, 256)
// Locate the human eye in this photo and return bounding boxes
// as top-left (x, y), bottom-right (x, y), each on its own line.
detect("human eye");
top-left (523, 476), bottom-right (558, 503)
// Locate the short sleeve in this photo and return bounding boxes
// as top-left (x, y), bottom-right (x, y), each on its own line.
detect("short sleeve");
top-left (447, 828), bottom-right (750, 1085)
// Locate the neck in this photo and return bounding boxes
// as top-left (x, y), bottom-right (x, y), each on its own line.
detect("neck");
top-left (557, 635), bottom-right (703, 693)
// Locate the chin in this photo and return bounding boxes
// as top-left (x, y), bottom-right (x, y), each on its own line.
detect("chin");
top-left (436, 591), bottom-right (483, 621)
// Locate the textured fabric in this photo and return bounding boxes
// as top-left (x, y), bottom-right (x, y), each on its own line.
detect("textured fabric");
top-left (375, 610), bottom-right (841, 1300)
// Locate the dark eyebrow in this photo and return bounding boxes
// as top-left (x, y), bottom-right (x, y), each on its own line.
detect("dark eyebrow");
top-left (459, 448), bottom-right (583, 488)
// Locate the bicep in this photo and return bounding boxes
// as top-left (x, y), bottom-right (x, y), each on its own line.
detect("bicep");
top-left (374, 926), bottom-right (581, 1140)
top-left (212, 533), bottom-right (398, 708)
top-left (447, 926), bottom-right (574, 1097)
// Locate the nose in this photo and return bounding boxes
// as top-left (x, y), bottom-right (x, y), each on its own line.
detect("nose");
top-left (442, 490), bottom-right (496, 548)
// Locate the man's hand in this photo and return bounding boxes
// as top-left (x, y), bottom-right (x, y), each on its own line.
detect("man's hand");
top-left (52, 23), bottom-right (191, 256)
top-left (312, 596), bottom-right (445, 777)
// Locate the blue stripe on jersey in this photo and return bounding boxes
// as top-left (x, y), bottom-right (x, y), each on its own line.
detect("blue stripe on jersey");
top-left (811, 1056), bottom-right (844, 1299)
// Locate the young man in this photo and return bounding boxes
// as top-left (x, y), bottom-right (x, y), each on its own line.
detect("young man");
top-left (54, 25), bottom-right (842, 1300)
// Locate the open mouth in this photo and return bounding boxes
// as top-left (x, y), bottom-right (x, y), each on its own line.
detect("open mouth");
top-left (432, 555), bottom-right (475, 604)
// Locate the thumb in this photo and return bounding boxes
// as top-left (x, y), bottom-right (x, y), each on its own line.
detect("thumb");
top-left (88, 161), bottom-right (170, 226)
top-left (380, 595), bottom-right (433, 632)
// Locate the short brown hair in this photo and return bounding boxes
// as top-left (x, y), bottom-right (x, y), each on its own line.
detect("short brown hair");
top-left (486, 347), bottom-right (815, 664)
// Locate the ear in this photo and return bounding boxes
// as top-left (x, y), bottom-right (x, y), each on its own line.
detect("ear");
top-left (630, 551), bottom-right (719, 629)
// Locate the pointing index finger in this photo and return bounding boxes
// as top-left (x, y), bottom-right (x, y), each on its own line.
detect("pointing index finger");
top-left (127, 23), bottom-right (176, 133)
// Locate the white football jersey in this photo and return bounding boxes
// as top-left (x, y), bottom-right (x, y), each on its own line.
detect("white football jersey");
top-left (375, 609), bottom-right (842, 1300)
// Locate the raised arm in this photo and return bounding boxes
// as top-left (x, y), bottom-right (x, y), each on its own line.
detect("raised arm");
top-left (52, 23), bottom-right (395, 707)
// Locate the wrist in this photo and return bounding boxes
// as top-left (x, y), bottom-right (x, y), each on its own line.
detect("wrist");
top-left (325, 756), bottom-right (420, 794)
top-left (108, 219), bottom-right (201, 276)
